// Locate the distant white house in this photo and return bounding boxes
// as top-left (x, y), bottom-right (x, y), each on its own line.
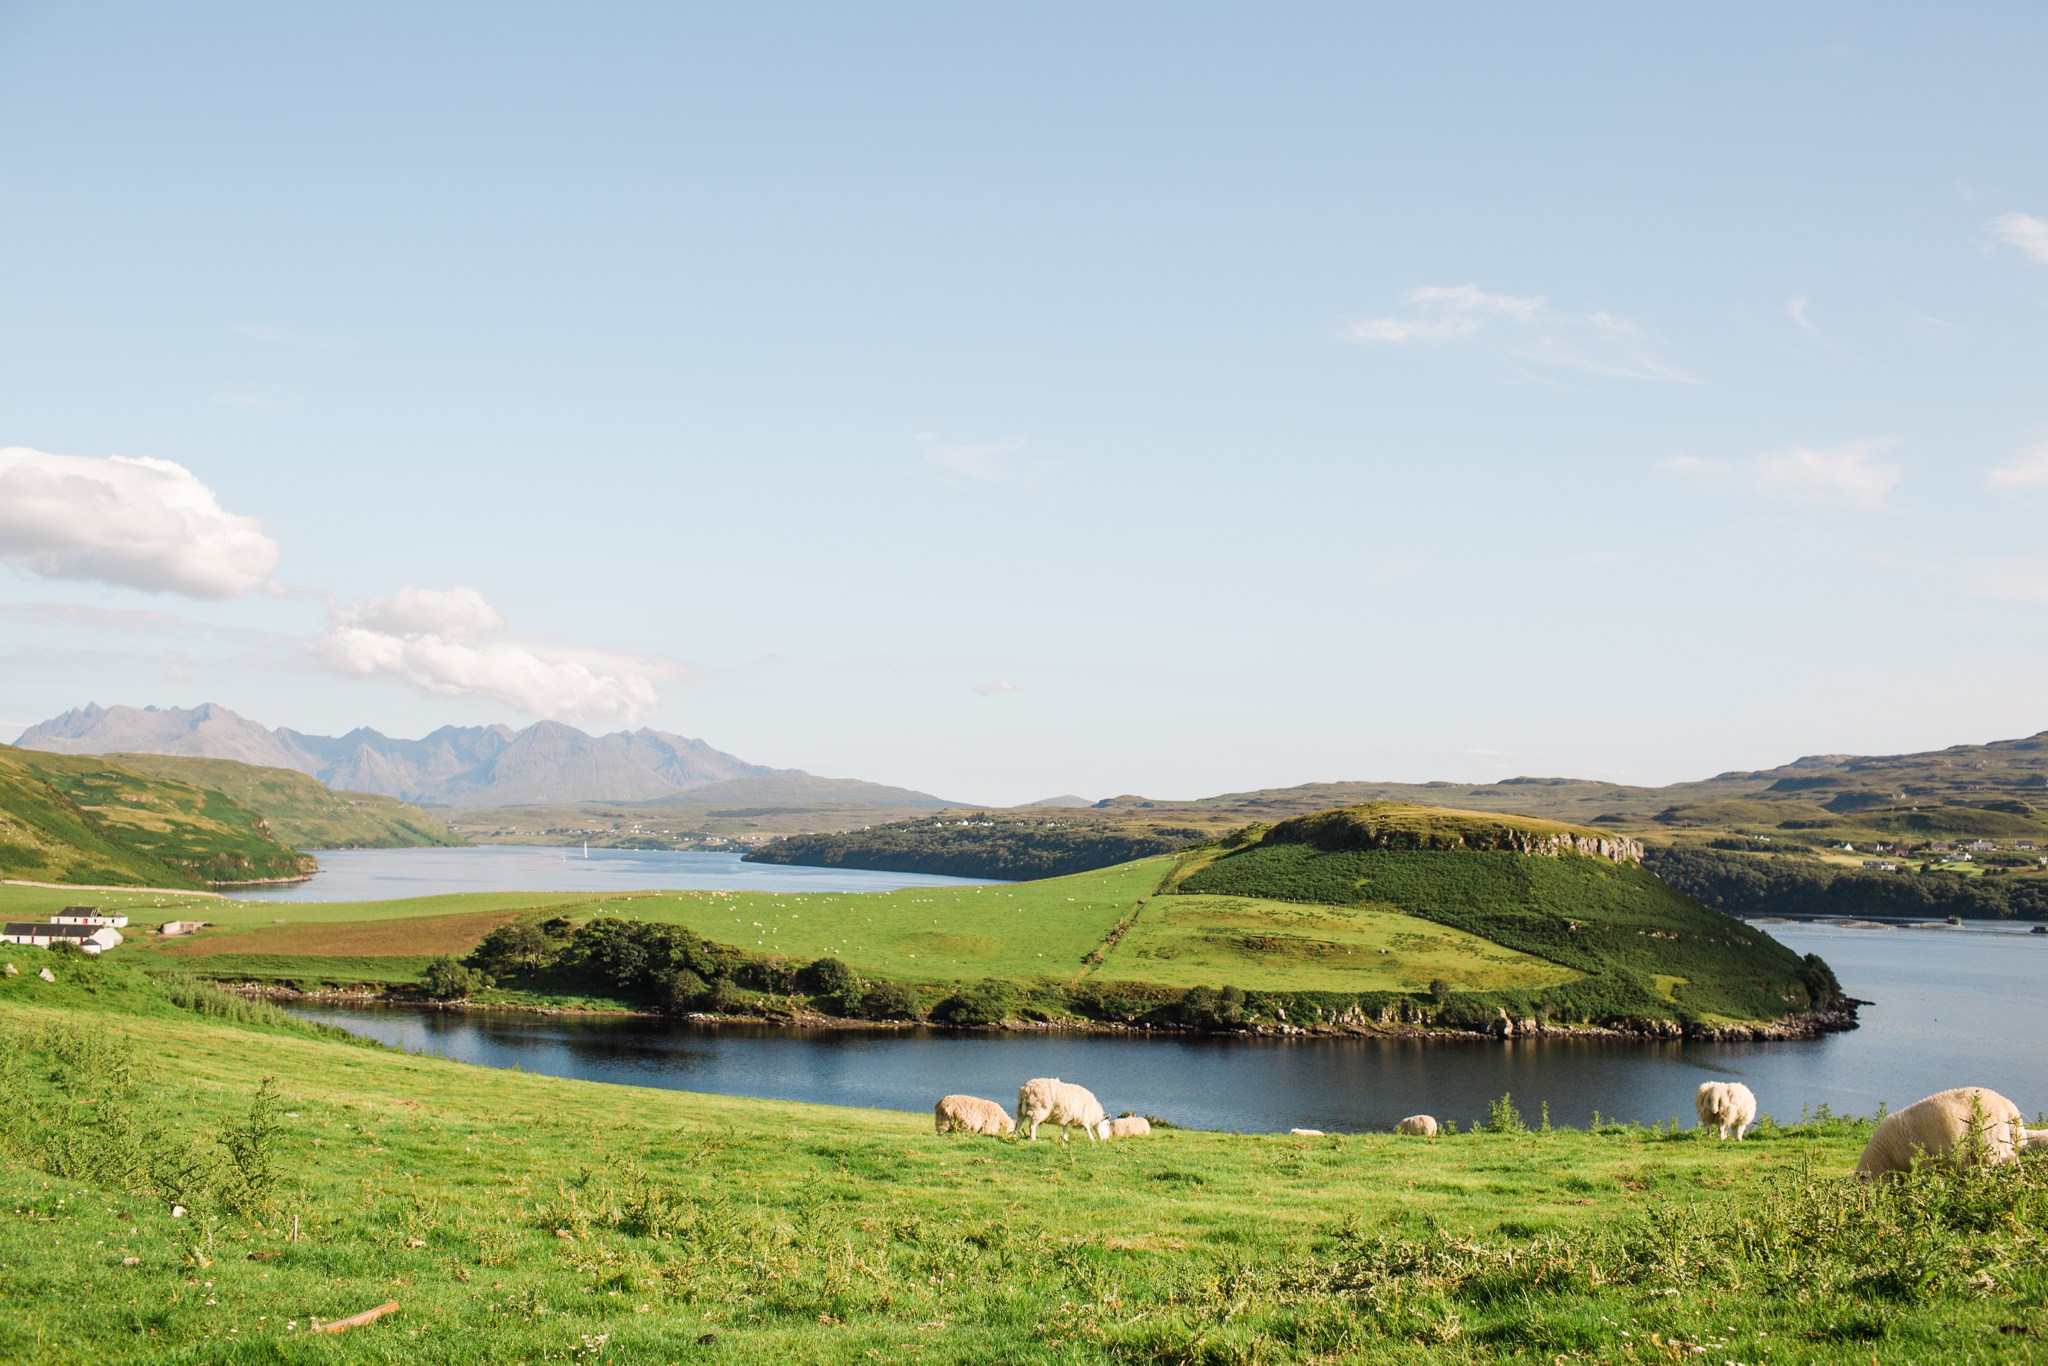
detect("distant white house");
top-left (1861, 860), bottom-right (1898, 871)
top-left (1, 922), bottom-right (123, 954)
top-left (1967, 839), bottom-right (1997, 852)
top-left (2018, 842), bottom-right (2037, 852)
top-left (1940, 852), bottom-right (1974, 863)
top-left (48, 906), bottom-right (129, 928)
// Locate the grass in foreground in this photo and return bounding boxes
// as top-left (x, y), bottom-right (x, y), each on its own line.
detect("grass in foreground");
top-left (3, 949), bottom-right (2046, 1362)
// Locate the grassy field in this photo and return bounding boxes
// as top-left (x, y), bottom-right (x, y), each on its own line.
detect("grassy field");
top-left (0, 745), bottom-right (314, 889)
top-left (3, 949), bottom-right (2045, 1363)
top-left (102, 753), bottom-right (464, 850)
top-left (1102, 894), bottom-right (1576, 994)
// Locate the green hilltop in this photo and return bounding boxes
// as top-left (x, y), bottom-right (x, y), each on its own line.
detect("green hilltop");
top-left (102, 752), bottom-right (464, 850)
top-left (0, 744), bottom-right (315, 889)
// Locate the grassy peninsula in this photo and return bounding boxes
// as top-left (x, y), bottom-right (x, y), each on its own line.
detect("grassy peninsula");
top-left (20, 802), bottom-right (1846, 1038)
top-left (0, 948), bottom-right (2040, 1363)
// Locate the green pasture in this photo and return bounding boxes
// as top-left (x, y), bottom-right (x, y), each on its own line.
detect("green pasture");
top-left (3, 950), bottom-right (2045, 1362)
top-left (1101, 893), bottom-right (1579, 993)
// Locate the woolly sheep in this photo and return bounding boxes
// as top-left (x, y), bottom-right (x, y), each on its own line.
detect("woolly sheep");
top-left (934, 1094), bottom-right (1015, 1137)
top-left (1288, 1128), bottom-right (1325, 1137)
top-left (1096, 1115), bottom-right (1151, 1139)
top-left (1856, 1086), bottom-right (2048, 1179)
top-left (1694, 1081), bottom-right (1758, 1140)
top-left (1395, 1115), bottom-right (1438, 1137)
top-left (1016, 1077), bottom-right (1105, 1142)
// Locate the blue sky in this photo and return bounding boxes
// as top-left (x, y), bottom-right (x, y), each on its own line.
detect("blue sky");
top-left (3, 3), bottom-right (2046, 803)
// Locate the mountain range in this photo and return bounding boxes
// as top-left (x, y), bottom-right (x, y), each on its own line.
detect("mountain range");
top-left (14, 702), bottom-right (805, 808)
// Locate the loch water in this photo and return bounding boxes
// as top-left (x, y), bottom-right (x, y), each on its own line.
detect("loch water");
top-left (287, 881), bottom-right (2048, 1132)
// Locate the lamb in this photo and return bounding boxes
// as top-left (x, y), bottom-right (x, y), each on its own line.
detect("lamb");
top-left (1395, 1115), bottom-right (1438, 1137)
top-left (1694, 1081), bottom-right (1758, 1140)
top-left (1015, 1077), bottom-right (1105, 1142)
top-left (1856, 1086), bottom-right (2048, 1179)
top-left (934, 1094), bottom-right (1015, 1137)
top-left (1096, 1115), bottom-right (1151, 1138)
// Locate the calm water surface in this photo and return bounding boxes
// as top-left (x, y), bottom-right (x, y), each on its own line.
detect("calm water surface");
top-left (239, 845), bottom-right (1003, 901)
top-left (290, 914), bottom-right (2048, 1133)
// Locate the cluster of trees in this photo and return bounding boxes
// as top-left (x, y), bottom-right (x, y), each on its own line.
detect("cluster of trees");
top-left (742, 814), bottom-right (1210, 881)
top-left (1646, 846), bottom-right (2048, 923)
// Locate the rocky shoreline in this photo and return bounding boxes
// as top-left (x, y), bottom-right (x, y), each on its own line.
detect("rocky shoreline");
top-left (230, 982), bottom-right (1861, 1044)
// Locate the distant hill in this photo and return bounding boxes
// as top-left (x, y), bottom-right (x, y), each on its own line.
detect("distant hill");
top-left (0, 744), bottom-right (314, 889)
top-left (659, 773), bottom-right (956, 810)
top-left (746, 811), bottom-right (1209, 880)
top-left (16, 703), bottom-right (793, 808)
top-left (101, 754), bottom-right (465, 850)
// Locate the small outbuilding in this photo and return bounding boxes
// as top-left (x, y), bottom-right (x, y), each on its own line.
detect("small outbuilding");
top-left (49, 906), bottom-right (129, 928)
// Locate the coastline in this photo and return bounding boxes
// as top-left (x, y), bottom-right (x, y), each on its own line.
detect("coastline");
top-left (233, 981), bottom-right (1860, 1044)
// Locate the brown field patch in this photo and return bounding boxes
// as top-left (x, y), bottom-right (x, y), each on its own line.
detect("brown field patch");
top-left (156, 908), bottom-right (523, 958)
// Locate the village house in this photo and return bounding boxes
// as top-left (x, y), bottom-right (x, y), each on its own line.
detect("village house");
top-left (1861, 860), bottom-right (1898, 871)
top-left (48, 905), bottom-right (129, 928)
top-left (1967, 839), bottom-right (1997, 852)
top-left (0, 922), bottom-right (124, 954)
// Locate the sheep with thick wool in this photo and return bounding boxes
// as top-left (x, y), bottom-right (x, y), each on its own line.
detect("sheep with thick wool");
top-left (1016, 1077), bottom-right (1105, 1142)
top-left (1396, 1115), bottom-right (1439, 1137)
top-left (1096, 1115), bottom-right (1151, 1139)
top-left (1856, 1086), bottom-right (2048, 1179)
top-left (934, 1094), bottom-right (1015, 1137)
top-left (1695, 1081), bottom-right (1758, 1140)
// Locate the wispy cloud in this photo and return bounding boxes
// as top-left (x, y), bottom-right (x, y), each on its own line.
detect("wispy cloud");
top-left (1664, 440), bottom-right (1902, 511)
top-left (972, 678), bottom-right (1021, 697)
top-left (1347, 284), bottom-right (1696, 382)
top-left (1786, 296), bottom-right (1852, 355)
top-left (0, 601), bottom-right (293, 647)
top-left (918, 432), bottom-right (1054, 485)
top-left (309, 585), bottom-right (676, 726)
top-left (1990, 212), bottom-right (2048, 264)
top-left (0, 446), bottom-right (282, 597)
top-left (1988, 443), bottom-right (2048, 490)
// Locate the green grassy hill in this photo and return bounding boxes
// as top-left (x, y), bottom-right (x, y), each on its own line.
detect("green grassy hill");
top-left (0, 745), bottom-right (316, 889)
top-left (0, 949), bottom-right (2036, 1362)
top-left (744, 811), bottom-right (1214, 879)
top-left (103, 752), bottom-right (465, 849)
top-left (1173, 803), bottom-right (1840, 1027)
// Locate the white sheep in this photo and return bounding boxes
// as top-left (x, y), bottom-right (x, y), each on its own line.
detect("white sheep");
top-left (1856, 1086), bottom-right (2048, 1179)
top-left (1395, 1115), bottom-right (1438, 1137)
top-left (934, 1094), bottom-right (1015, 1137)
top-left (1694, 1081), bottom-right (1758, 1140)
top-left (1096, 1115), bottom-right (1151, 1139)
top-left (1287, 1128), bottom-right (1325, 1137)
top-left (1016, 1077), bottom-right (1105, 1142)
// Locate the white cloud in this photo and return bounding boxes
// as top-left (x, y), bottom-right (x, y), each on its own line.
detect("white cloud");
top-left (311, 586), bottom-right (665, 726)
top-left (917, 432), bottom-right (1053, 484)
top-left (973, 678), bottom-right (1021, 697)
top-left (338, 585), bottom-right (507, 639)
top-left (1990, 212), bottom-right (2048, 264)
top-left (0, 446), bottom-right (281, 597)
top-left (1988, 443), bottom-right (2048, 490)
top-left (1664, 440), bottom-right (1901, 511)
top-left (1347, 285), bottom-right (1696, 382)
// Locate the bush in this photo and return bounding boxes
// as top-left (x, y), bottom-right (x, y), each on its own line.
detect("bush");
top-left (663, 969), bottom-right (710, 1013)
top-left (929, 979), bottom-right (1014, 1026)
top-left (421, 956), bottom-right (492, 1000)
top-left (796, 955), bottom-right (858, 996)
top-left (853, 980), bottom-right (921, 1020)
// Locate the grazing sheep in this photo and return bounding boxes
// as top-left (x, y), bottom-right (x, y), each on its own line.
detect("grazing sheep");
top-left (1015, 1077), bottom-right (1105, 1142)
top-left (1288, 1128), bottom-right (1325, 1137)
top-left (1096, 1115), bottom-right (1152, 1139)
top-left (1395, 1115), bottom-right (1438, 1137)
top-left (934, 1094), bottom-right (1015, 1137)
top-left (1856, 1086), bottom-right (2048, 1179)
top-left (1694, 1081), bottom-right (1759, 1140)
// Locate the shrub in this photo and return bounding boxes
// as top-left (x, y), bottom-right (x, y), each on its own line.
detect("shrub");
top-left (421, 957), bottom-right (492, 1000)
top-left (854, 980), bottom-right (921, 1020)
top-left (796, 955), bottom-right (858, 996)
top-left (930, 979), bottom-right (1015, 1027)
